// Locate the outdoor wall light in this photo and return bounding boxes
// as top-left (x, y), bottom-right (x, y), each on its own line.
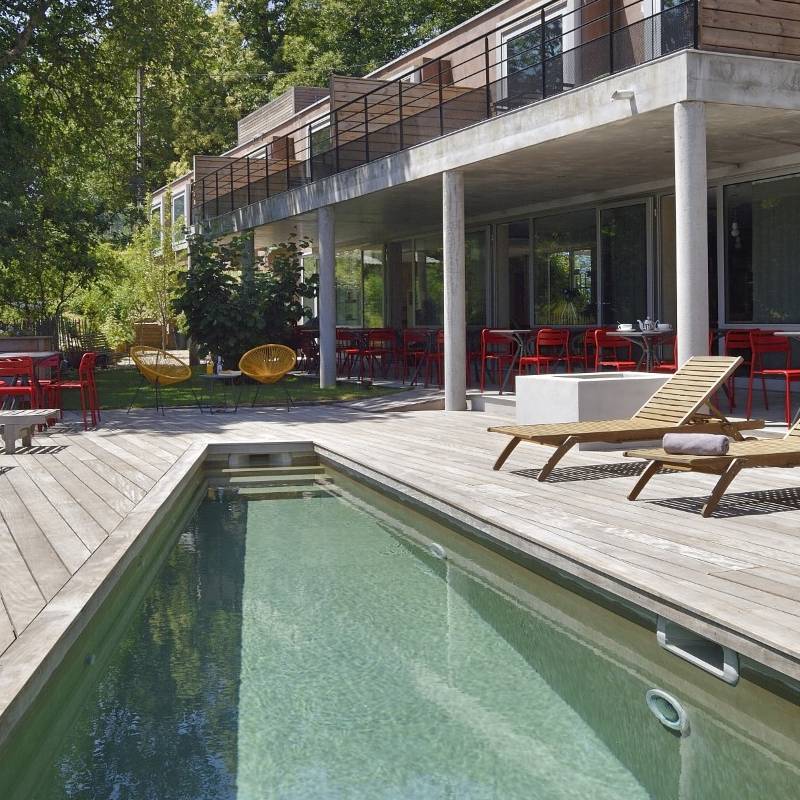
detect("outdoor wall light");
top-left (611, 89), bottom-right (635, 101)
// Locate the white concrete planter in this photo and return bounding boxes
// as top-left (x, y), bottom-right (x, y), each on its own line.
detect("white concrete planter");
top-left (515, 372), bottom-right (671, 450)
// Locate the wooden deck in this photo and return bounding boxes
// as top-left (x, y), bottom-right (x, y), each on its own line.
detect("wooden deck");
top-left (1, 403), bottom-right (800, 724)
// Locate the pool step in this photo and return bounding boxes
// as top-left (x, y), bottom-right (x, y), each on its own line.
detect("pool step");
top-left (209, 465), bottom-right (326, 478)
top-left (210, 474), bottom-right (333, 489)
top-left (236, 484), bottom-right (340, 500)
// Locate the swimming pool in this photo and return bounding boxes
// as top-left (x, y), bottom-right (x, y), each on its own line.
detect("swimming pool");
top-left (3, 466), bottom-right (799, 798)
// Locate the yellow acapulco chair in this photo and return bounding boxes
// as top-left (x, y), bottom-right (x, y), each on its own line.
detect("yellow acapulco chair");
top-left (128, 346), bottom-right (192, 414)
top-left (239, 344), bottom-right (297, 411)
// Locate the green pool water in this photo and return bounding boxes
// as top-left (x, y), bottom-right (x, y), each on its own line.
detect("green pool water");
top-left (3, 470), bottom-right (799, 799)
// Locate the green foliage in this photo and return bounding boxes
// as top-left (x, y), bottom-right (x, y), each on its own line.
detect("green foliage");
top-left (172, 234), bottom-right (317, 366)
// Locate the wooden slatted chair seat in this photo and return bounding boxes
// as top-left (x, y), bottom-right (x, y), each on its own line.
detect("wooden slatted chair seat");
top-left (625, 418), bottom-right (800, 517)
top-left (488, 356), bottom-right (764, 481)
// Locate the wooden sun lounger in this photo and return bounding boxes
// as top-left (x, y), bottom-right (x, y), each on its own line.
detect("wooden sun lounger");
top-left (0, 409), bottom-right (60, 454)
top-left (625, 422), bottom-right (800, 517)
top-left (488, 357), bottom-right (764, 481)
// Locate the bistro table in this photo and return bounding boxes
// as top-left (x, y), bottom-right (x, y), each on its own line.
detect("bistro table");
top-left (408, 329), bottom-right (440, 387)
top-left (198, 370), bottom-right (242, 414)
top-left (491, 329), bottom-right (534, 394)
top-left (609, 329), bottom-right (673, 372)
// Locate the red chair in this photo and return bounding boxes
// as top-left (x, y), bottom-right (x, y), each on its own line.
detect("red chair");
top-left (480, 329), bottom-right (516, 392)
top-left (746, 332), bottom-right (800, 425)
top-left (361, 328), bottom-right (398, 380)
top-left (426, 330), bottom-right (445, 387)
top-left (653, 334), bottom-right (677, 373)
top-left (518, 328), bottom-right (573, 375)
top-left (336, 328), bottom-right (360, 377)
top-left (595, 330), bottom-right (637, 371)
top-left (724, 329), bottom-right (757, 411)
top-left (45, 352), bottom-right (99, 430)
top-left (401, 328), bottom-right (429, 383)
top-left (0, 357), bottom-right (39, 409)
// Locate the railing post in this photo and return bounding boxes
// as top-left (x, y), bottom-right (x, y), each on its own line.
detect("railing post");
top-left (438, 58), bottom-right (444, 136)
top-left (200, 178), bottom-right (205, 221)
top-left (286, 138), bottom-right (290, 190)
top-left (246, 157), bottom-right (251, 205)
top-left (364, 95), bottom-right (370, 163)
top-left (693, 0), bottom-right (699, 49)
top-left (215, 171), bottom-right (219, 217)
top-left (540, 8), bottom-right (546, 99)
top-left (398, 80), bottom-right (404, 150)
top-left (608, 0), bottom-right (614, 75)
top-left (230, 163), bottom-right (235, 212)
top-left (484, 36), bottom-right (491, 118)
top-left (308, 124), bottom-right (314, 182)
top-left (334, 113), bottom-right (340, 173)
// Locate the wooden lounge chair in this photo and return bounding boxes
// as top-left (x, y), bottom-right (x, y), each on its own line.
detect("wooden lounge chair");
top-left (625, 421), bottom-right (800, 517)
top-left (488, 356), bottom-right (763, 481)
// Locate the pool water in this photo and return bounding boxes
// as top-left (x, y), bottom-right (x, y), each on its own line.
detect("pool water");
top-left (3, 470), bottom-right (799, 799)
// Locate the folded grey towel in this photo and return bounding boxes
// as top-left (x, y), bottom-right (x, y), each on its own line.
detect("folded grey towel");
top-left (662, 433), bottom-right (730, 456)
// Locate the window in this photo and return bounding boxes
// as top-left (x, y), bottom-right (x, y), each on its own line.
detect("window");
top-left (414, 236), bottom-right (444, 326)
top-left (600, 204), bottom-right (648, 325)
top-left (534, 210), bottom-right (597, 325)
top-left (150, 203), bottom-right (162, 248)
top-left (725, 174), bottom-right (800, 324)
top-left (504, 17), bottom-right (563, 108)
top-left (171, 192), bottom-right (186, 244)
top-left (362, 249), bottom-right (385, 327)
top-left (466, 230), bottom-right (488, 326)
top-left (496, 220), bottom-right (531, 328)
top-left (335, 251), bottom-right (363, 326)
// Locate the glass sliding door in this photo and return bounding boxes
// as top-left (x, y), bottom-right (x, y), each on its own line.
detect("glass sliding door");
top-left (362, 249), bottom-right (385, 327)
top-left (533, 209), bottom-right (597, 325)
top-left (465, 229), bottom-right (489, 326)
top-left (335, 250), bottom-right (363, 326)
top-left (600, 203), bottom-right (648, 325)
top-left (495, 220), bottom-right (531, 327)
top-left (414, 235), bottom-right (444, 326)
top-left (725, 174), bottom-right (800, 324)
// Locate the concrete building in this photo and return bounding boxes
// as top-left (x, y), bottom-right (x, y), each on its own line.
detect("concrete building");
top-left (151, 0), bottom-right (800, 408)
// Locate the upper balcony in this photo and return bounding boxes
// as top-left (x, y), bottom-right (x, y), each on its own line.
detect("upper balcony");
top-left (191, 0), bottom-right (798, 225)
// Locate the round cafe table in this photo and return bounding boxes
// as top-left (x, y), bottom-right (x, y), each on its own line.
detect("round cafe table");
top-left (608, 329), bottom-right (674, 372)
top-left (490, 329), bottom-right (534, 394)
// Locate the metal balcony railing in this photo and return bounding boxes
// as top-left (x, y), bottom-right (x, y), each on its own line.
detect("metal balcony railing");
top-left (193, 0), bottom-right (697, 224)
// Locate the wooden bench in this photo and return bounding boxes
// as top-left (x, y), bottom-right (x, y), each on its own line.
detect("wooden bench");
top-left (0, 409), bottom-right (60, 454)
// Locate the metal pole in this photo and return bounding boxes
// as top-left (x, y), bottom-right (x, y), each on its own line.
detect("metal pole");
top-left (230, 163), bottom-right (234, 212)
top-left (215, 171), bottom-right (219, 217)
top-left (608, 0), bottom-right (614, 75)
top-left (308, 124), bottom-right (314, 182)
top-left (334, 113), bottom-right (340, 173)
top-left (398, 81), bottom-right (404, 150)
top-left (438, 58), bottom-right (444, 136)
top-left (265, 145), bottom-right (270, 198)
top-left (540, 8), bottom-right (546, 99)
top-left (484, 37), bottom-right (492, 118)
top-left (693, 0), bottom-right (699, 49)
top-left (286, 137), bottom-right (290, 190)
top-left (364, 95), bottom-right (370, 162)
top-left (246, 157), bottom-right (251, 205)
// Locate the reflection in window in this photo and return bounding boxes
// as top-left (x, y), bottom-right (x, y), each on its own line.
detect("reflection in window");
top-left (505, 18), bottom-right (562, 108)
top-left (335, 251), bottom-right (363, 326)
top-left (496, 221), bottom-right (530, 328)
top-left (362, 249), bottom-right (385, 327)
top-left (172, 192), bottom-right (186, 244)
top-left (600, 205), bottom-right (647, 325)
top-left (414, 236), bottom-right (443, 326)
top-left (726, 174), bottom-right (800, 324)
top-left (466, 231), bottom-right (488, 326)
top-left (534, 210), bottom-right (596, 325)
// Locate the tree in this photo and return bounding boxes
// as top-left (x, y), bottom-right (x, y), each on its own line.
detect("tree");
top-left (173, 234), bottom-right (316, 366)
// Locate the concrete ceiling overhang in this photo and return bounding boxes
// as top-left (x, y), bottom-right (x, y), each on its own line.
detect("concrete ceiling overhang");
top-left (253, 101), bottom-right (800, 251)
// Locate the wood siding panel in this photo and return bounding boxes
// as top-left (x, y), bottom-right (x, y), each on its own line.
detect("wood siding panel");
top-left (700, 0), bottom-right (800, 60)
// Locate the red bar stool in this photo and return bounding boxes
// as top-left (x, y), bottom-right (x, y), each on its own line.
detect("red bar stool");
top-left (746, 331), bottom-right (800, 424)
top-left (518, 328), bottom-right (572, 374)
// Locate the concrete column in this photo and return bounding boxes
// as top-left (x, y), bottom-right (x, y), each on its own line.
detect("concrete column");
top-left (443, 170), bottom-right (467, 411)
top-left (674, 101), bottom-right (709, 365)
top-left (317, 205), bottom-right (336, 388)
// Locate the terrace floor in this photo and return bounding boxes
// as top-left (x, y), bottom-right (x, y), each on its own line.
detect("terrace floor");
top-left (2, 399), bottom-right (800, 731)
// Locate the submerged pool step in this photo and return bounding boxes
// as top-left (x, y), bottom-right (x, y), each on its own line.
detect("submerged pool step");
top-left (207, 465), bottom-right (325, 478)
top-left (236, 484), bottom-right (341, 500)
top-left (210, 474), bottom-right (333, 490)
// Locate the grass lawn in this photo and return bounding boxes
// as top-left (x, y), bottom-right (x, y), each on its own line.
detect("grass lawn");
top-left (60, 366), bottom-right (406, 411)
